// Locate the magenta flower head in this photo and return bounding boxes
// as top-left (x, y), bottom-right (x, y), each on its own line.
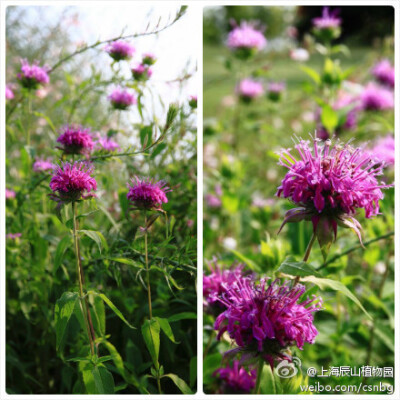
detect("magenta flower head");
top-left (127, 176), bottom-right (170, 211)
top-left (95, 133), bottom-right (120, 152)
top-left (360, 82), bottom-right (394, 111)
top-left (105, 40), bottom-right (135, 61)
top-left (131, 64), bottom-right (152, 81)
top-left (189, 95), bottom-right (197, 109)
top-left (17, 59), bottom-right (50, 90)
top-left (108, 87), bottom-right (137, 110)
top-left (6, 188), bottom-right (16, 199)
top-left (369, 135), bottom-right (395, 167)
top-left (371, 59), bottom-right (394, 88)
top-left (312, 7), bottom-right (341, 41)
top-left (267, 81), bottom-right (286, 102)
top-left (142, 53), bottom-right (157, 66)
top-left (7, 233), bottom-right (22, 240)
top-left (6, 84), bottom-right (14, 100)
top-left (214, 278), bottom-right (322, 368)
top-left (214, 361), bottom-right (257, 394)
top-left (49, 162), bottom-right (97, 205)
top-left (227, 21), bottom-right (266, 59)
top-left (237, 79), bottom-right (264, 103)
top-left (276, 137), bottom-right (391, 257)
top-left (33, 158), bottom-right (54, 173)
top-left (56, 125), bottom-right (94, 156)
top-left (203, 260), bottom-right (248, 316)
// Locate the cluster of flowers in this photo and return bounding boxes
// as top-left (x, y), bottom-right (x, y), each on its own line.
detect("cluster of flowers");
top-left (204, 260), bottom-right (322, 394)
top-left (48, 160), bottom-right (170, 211)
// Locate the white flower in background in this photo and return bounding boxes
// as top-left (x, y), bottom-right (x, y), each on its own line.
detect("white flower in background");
top-left (223, 237), bottom-right (237, 250)
top-left (290, 48), bottom-right (309, 62)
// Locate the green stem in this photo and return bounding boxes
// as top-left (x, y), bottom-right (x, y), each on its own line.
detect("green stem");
top-left (317, 231), bottom-right (394, 271)
top-left (294, 232), bottom-right (317, 285)
top-left (27, 92), bottom-right (32, 146)
top-left (144, 213), bottom-right (153, 320)
top-left (157, 377), bottom-right (162, 395)
top-left (72, 201), bottom-right (94, 356)
top-left (254, 357), bottom-right (264, 394)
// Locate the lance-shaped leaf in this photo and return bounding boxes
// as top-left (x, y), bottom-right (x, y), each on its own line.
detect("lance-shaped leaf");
top-left (141, 318), bottom-right (161, 369)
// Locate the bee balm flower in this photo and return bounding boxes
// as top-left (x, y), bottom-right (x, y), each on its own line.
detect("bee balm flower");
top-left (6, 85), bottom-right (14, 100)
top-left (6, 189), bottom-right (16, 199)
top-left (371, 59), bottom-right (394, 88)
top-left (227, 21), bottom-right (266, 59)
top-left (237, 79), bottom-right (264, 103)
top-left (142, 53), bottom-right (157, 66)
top-left (131, 64), bottom-right (152, 81)
top-left (276, 137), bottom-right (390, 251)
top-left (360, 82), bottom-right (394, 111)
top-left (127, 177), bottom-right (170, 211)
top-left (214, 361), bottom-right (257, 394)
top-left (105, 40), bottom-right (135, 61)
top-left (189, 95), bottom-right (197, 109)
top-left (108, 87), bottom-right (137, 110)
top-left (267, 82), bottom-right (286, 102)
top-left (33, 159), bottom-right (54, 173)
top-left (17, 59), bottom-right (50, 90)
top-left (56, 125), bottom-right (94, 155)
top-left (214, 278), bottom-right (322, 368)
top-left (49, 162), bottom-right (97, 204)
top-left (312, 7), bottom-right (341, 41)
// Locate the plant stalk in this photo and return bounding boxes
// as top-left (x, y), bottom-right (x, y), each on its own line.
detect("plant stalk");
top-left (295, 232), bottom-right (317, 285)
top-left (72, 201), bottom-right (95, 356)
top-left (254, 357), bottom-right (264, 394)
top-left (144, 213), bottom-right (153, 320)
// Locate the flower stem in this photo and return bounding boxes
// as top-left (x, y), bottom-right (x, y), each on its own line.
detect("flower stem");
top-left (144, 212), bottom-right (153, 320)
top-left (254, 357), bottom-right (264, 394)
top-left (72, 201), bottom-right (95, 356)
top-left (294, 232), bottom-right (317, 285)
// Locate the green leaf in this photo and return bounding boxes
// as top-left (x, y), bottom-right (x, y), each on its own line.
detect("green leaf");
top-left (54, 292), bottom-right (85, 350)
top-left (54, 236), bottom-right (71, 270)
top-left (107, 257), bottom-right (143, 268)
top-left (151, 143), bottom-right (167, 159)
top-left (300, 65), bottom-right (321, 85)
top-left (88, 291), bottom-right (134, 329)
top-left (140, 125), bottom-right (153, 148)
top-left (301, 276), bottom-right (372, 320)
top-left (90, 294), bottom-right (106, 336)
top-left (203, 353), bottom-right (222, 385)
top-left (80, 230), bottom-right (108, 253)
top-left (92, 366), bottom-right (115, 394)
top-left (163, 373), bottom-right (193, 394)
top-left (230, 249), bottom-right (260, 272)
top-left (167, 312), bottom-right (197, 322)
top-left (141, 319), bottom-right (160, 369)
top-left (189, 356), bottom-right (197, 388)
top-left (278, 257), bottom-right (322, 277)
top-left (154, 317), bottom-right (179, 343)
top-left (321, 104), bottom-right (338, 134)
top-left (67, 356), bottom-right (92, 363)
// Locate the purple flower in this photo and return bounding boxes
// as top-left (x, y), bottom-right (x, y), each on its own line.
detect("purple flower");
top-left (227, 21), bottom-right (267, 57)
top-left (6, 84), bottom-right (14, 100)
top-left (105, 41), bottom-right (135, 61)
top-left (7, 233), bottom-right (22, 240)
top-left (276, 137), bottom-right (390, 245)
top-left (6, 189), bottom-right (16, 199)
top-left (371, 59), bottom-right (394, 88)
top-left (142, 53), bottom-right (157, 66)
top-left (203, 260), bottom-right (247, 315)
top-left (214, 278), bottom-right (322, 366)
top-left (205, 194), bottom-right (221, 208)
top-left (49, 162), bottom-right (97, 204)
top-left (369, 135), bottom-right (395, 166)
top-left (312, 7), bottom-right (341, 29)
top-left (33, 159), bottom-right (54, 173)
top-left (131, 64), bottom-right (152, 81)
top-left (127, 176), bottom-right (170, 211)
top-left (108, 87), bottom-right (137, 110)
top-left (267, 82), bottom-right (285, 102)
top-left (17, 59), bottom-right (50, 90)
top-left (360, 82), bottom-right (394, 111)
top-left (237, 79), bottom-right (264, 103)
top-left (312, 7), bottom-right (341, 41)
top-left (95, 134), bottom-right (120, 152)
top-left (189, 95), bottom-right (197, 109)
top-left (214, 361), bottom-right (257, 394)
top-left (56, 125), bottom-right (94, 155)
